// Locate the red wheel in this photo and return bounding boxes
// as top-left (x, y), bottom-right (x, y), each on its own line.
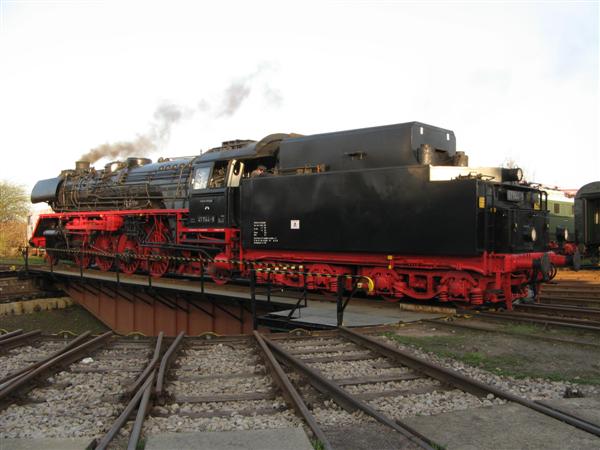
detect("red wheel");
top-left (210, 266), bottom-right (231, 285)
top-left (177, 251), bottom-right (203, 275)
top-left (308, 264), bottom-right (337, 293)
top-left (142, 228), bottom-right (170, 278)
top-left (116, 234), bottom-right (140, 275)
top-left (73, 237), bottom-right (92, 269)
top-left (93, 233), bottom-right (115, 272)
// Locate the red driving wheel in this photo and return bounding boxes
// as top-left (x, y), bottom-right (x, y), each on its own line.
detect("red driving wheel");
top-left (143, 228), bottom-right (170, 278)
top-left (116, 234), bottom-right (140, 274)
top-left (209, 265), bottom-right (231, 285)
top-left (93, 233), bottom-right (115, 272)
top-left (73, 237), bottom-right (92, 269)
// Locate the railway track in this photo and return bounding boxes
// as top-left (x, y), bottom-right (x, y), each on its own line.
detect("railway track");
top-left (423, 317), bottom-right (600, 349)
top-left (0, 331), bottom-right (156, 443)
top-left (540, 277), bottom-right (600, 308)
top-left (2, 328), bottom-right (600, 449)
top-left (146, 335), bottom-right (304, 435)
top-left (467, 310), bottom-right (600, 333)
top-left (514, 303), bottom-right (600, 321)
top-left (455, 276), bottom-right (600, 331)
top-left (0, 329), bottom-right (43, 353)
top-left (266, 329), bottom-right (600, 443)
top-left (105, 329), bottom-right (600, 449)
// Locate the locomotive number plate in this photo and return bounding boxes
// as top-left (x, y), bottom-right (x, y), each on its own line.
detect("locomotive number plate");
top-left (507, 190), bottom-right (524, 202)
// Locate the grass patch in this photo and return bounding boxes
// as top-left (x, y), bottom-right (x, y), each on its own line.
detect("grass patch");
top-left (541, 372), bottom-right (600, 385)
top-left (502, 322), bottom-right (600, 342)
top-left (382, 333), bottom-right (468, 348)
top-left (501, 323), bottom-right (542, 335)
top-left (311, 439), bottom-right (325, 450)
top-left (383, 331), bottom-right (600, 385)
top-left (0, 256), bottom-right (45, 266)
top-left (0, 305), bottom-right (109, 335)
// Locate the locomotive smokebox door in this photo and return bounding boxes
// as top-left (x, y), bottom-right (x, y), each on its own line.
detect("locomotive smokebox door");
top-left (188, 160), bottom-right (242, 227)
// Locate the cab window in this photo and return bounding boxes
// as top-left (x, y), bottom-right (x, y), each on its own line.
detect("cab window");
top-left (192, 166), bottom-right (211, 190)
top-left (209, 163), bottom-right (227, 188)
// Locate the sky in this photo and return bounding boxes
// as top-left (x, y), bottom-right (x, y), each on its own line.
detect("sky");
top-left (0, 0), bottom-right (598, 203)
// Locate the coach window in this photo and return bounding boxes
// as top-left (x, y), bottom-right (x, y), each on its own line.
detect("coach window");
top-left (554, 203), bottom-right (560, 214)
top-left (192, 166), bottom-right (211, 190)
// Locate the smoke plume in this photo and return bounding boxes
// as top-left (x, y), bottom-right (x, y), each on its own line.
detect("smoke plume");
top-left (215, 63), bottom-right (281, 117)
top-left (80, 101), bottom-right (187, 163)
top-left (80, 64), bottom-right (282, 164)
top-left (217, 81), bottom-right (252, 117)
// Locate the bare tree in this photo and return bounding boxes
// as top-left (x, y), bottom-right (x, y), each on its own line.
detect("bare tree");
top-left (0, 181), bottom-right (29, 256)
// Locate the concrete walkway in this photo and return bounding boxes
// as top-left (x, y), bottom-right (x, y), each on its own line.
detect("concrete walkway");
top-left (0, 437), bottom-right (91, 450)
top-left (403, 398), bottom-right (600, 450)
top-left (144, 427), bottom-right (313, 450)
top-left (269, 298), bottom-right (446, 327)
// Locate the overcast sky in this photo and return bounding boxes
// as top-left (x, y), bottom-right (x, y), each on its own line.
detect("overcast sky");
top-left (0, 0), bottom-right (598, 199)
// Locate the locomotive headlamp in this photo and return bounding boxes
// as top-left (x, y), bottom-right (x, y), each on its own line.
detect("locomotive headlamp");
top-left (522, 225), bottom-right (537, 242)
top-left (556, 227), bottom-right (568, 242)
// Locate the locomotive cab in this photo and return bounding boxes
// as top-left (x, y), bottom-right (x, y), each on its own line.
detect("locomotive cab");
top-left (188, 159), bottom-right (244, 227)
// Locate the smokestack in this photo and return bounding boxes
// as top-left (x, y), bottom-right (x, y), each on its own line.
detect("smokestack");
top-left (75, 160), bottom-right (90, 172)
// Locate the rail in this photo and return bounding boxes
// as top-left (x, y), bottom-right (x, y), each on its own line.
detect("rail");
top-left (0, 331), bottom-right (91, 387)
top-left (0, 331), bottom-right (113, 405)
top-left (253, 331), bottom-right (332, 450)
top-left (470, 310), bottom-right (600, 333)
top-left (339, 327), bottom-right (600, 438)
top-left (0, 329), bottom-right (24, 341)
top-left (514, 303), bottom-right (600, 321)
top-left (0, 329), bottom-right (42, 351)
top-left (423, 318), bottom-right (600, 349)
top-left (262, 332), bottom-right (438, 449)
top-left (91, 332), bottom-right (166, 450)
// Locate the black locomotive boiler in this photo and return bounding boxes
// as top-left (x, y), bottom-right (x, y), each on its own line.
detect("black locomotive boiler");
top-left (30, 122), bottom-right (571, 308)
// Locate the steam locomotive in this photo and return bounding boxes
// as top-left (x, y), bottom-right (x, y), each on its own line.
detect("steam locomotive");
top-left (30, 122), bottom-right (573, 308)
